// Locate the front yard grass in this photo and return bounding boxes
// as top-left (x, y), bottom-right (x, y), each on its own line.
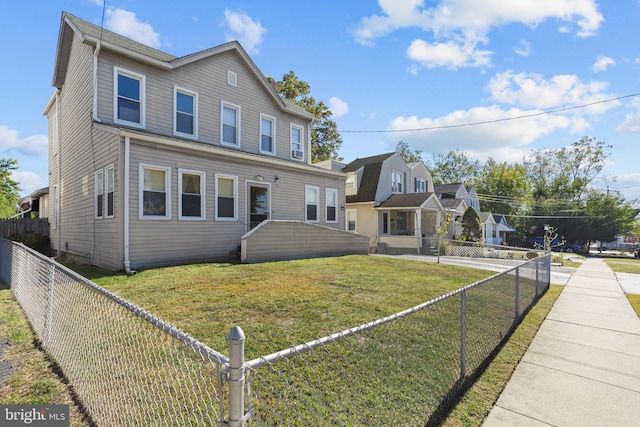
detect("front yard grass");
top-left (74, 255), bottom-right (494, 357)
top-left (604, 257), bottom-right (640, 274)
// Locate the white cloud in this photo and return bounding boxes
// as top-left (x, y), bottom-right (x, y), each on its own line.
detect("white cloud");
top-left (105, 9), bottom-right (161, 49)
top-left (0, 125), bottom-right (48, 158)
top-left (329, 97), bottom-right (349, 118)
top-left (352, 0), bottom-right (603, 69)
top-left (487, 71), bottom-right (618, 115)
top-left (13, 171), bottom-right (45, 196)
top-left (592, 55), bottom-right (615, 72)
top-left (386, 105), bottom-right (589, 162)
top-left (513, 40), bottom-right (532, 57)
top-left (407, 38), bottom-right (491, 69)
top-left (224, 10), bottom-right (266, 54)
top-left (616, 109), bottom-right (640, 134)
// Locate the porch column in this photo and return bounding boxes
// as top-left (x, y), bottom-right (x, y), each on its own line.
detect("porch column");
top-left (415, 209), bottom-right (422, 237)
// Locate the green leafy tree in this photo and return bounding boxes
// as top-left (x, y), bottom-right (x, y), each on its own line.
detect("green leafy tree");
top-left (460, 207), bottom-right (482, 242)
top-left (268, 71), bottom-right (343, 162)
top-left (476, 159), bottom-right (531, 216)
top-left (395, 140), bottom-right (423, 163)
top-left (582, 189), bottom-right (636, 245)
top-left (0, 158), bottom-right (20, 218)
top-left (426, 149), bottom-right (481, 185)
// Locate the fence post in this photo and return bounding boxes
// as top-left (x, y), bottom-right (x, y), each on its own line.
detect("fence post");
top-left (44, 263), bottom-right (55, 344)
top-left (460, 289), bottom-right (467, 379)
top-left (437, 236), bottom-right (440, 264)
top-left (227, 326), bottom-right (248, 427)
top-left (514, 266), bottom-right (520, 322)
top-left (535, 259), bottom-right (540, 298)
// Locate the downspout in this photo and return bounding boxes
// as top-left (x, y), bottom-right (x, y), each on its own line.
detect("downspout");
top-left (123, 136), bottom-right (136, 274)
top-left (92, 42), bottom-right (101, 122)
top-left (56, 91), bottom-right (61, 258)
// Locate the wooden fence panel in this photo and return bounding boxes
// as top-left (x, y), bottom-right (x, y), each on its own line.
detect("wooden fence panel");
top-left (0, 218), bottom-right (50, 238)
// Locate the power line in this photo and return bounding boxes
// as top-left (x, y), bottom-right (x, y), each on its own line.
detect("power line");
top-left (341, 92), bottom-right (640, 134)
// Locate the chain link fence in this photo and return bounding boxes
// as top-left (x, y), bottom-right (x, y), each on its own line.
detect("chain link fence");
top-left (241, 252), bottom-right (550, 426)
top-left (1, 238), bottom-right (550, 426)
top-left (0, 239), bottom-right (229, 426)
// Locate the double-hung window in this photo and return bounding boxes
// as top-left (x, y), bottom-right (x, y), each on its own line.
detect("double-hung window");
top-left (216, 174), bottom-right (237, 220)
top-left (174, 87), bottom-right (198, 138)
top-left (326, 188), bottom-right (338, 223)
top-left (95, 166), bottom-right (114, 218)
top-left (221, 102), bottom-right (240, 146)
top-left (96, 170), bottom-right (104, 219)
top-left (305, 185), bottom-right (319, 222)
top-left (291, 125), bottom-right (304, 160)
top-left (260, 114), bottom-right (275, 154)
top-left (114, 67), bottom-right (145, 128)
top-left (140, 165), bottom-right (170, 219)
top-left (415, 178), bottom-right (426, 193)
top-left (391, 170), bottom-right (404, 193)
top-left (179, 169), bottom-right (205, 220)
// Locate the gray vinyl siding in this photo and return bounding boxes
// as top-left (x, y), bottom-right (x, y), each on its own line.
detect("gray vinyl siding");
top-left (242, 221), bottom-right (370, 263)
top-left (96, 50), bottom-right (311, 163)
top-left (127, 138), bottom-right (345, 269)
top-left (377, 156), bottom-right (412, 202)
top-left (52, 35), bottom-right (122, 270)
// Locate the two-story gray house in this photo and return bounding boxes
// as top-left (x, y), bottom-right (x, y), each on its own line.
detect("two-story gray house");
top-left (44, 12), bottom-right (354, 271)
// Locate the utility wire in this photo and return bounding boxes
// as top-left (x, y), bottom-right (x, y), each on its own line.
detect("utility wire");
top-left (341, 92), bottom-right (640, 133)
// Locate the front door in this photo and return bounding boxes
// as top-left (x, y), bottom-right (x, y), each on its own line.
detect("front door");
top-left (249, 184), bottom-right (269, 229)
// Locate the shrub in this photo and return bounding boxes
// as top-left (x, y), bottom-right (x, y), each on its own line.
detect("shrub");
top-left (526, 251), bottom-right (538, 259)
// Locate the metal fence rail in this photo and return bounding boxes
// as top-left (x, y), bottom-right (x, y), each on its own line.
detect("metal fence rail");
top-left (240, 253), bottom-right (551, 426)
top-left (0, 239), bottom-right (229, 426)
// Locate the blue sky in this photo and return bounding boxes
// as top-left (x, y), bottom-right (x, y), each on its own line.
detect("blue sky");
top-left (2, 0), bottom-right (640, 203)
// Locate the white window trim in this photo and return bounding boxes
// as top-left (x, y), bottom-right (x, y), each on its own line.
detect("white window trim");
top-left (178, 169), bottom-right (206, 221)
top-left (105, 165), bottom-right (115, 219)
top-left (95, 170), bottom-right (104, 219)
top-left (173, 86), bottom-right (198, 140)
top-left (325, 188), bottom-right (338, 223)
top-left (114, 66), bottom-right (146, 128)
top-left (259, 113), bottom-right (276, 155)
top-left (305, 185), bottom-right (320, 223)
top-left (415, 178), bottom-right (426, 193)
top-left (215, 173), bottom-right (238, 221)
top-left (220, 101), bottom-right (241, 147)
top-left (290, 124), bottom-right (304, 161)
top-left (139, 164), bottom-right (171, 220)
top-left (392, 170), bottom-right (404, 194)
top-left (346, 209), bottom-right (357, 232)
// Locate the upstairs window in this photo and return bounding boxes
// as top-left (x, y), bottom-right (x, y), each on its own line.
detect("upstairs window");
top-left (415, 178), bottom-right (426, 193)
top-left (260, 114), bottom-right (275, 154)
top-left (392, 170), bottom-right (404, 193)
top-left (114, 67), bottom-right (145, 128)
top-left (174, 87), bottom-right (197, 138)
top-left (221, 102), bottom-right (240, 146)
top-left (291, 125), bottom-right (304, 160)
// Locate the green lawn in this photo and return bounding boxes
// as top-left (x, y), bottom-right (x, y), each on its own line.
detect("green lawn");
top-left (2, 255), bottom-right (558, 425)
top-left (77, 255), bottom-right (494, 357)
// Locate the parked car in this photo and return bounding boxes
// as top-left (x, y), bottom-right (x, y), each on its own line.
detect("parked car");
top-left (530, 237), bottom-right (583, 253)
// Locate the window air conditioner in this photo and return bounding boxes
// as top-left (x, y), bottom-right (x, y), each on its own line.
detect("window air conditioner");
top-left (292, 150), bottom-right (303, 159)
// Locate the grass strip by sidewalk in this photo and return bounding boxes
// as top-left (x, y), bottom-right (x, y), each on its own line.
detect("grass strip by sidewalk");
top-left (603, 257), bottom-right (640, 317)
top-left (442, 284), bottom-right (563, 426)
top-left (0, 284), bottom-right (91, 426)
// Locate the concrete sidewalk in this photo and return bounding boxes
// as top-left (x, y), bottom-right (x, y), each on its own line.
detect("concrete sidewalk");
top-left (483, 257), bottom-right (640, 427)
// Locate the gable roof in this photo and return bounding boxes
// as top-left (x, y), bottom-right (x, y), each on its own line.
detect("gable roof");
top-left (435, 182), bottom-right (467, 198)
top-left (53, 12), bottom-right (314, 121)
top-left (479, 212), bottom-right (496, 224)
top-left (440, 198), bottom-right (467, 210)
top-left (377, 193), bottom-right (442, 211)
top-left (342, 152), bottom-right (396, 173)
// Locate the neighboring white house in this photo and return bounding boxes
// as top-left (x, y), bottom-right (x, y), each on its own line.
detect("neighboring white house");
top-left (44, 12), bottom-right (357, 270)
